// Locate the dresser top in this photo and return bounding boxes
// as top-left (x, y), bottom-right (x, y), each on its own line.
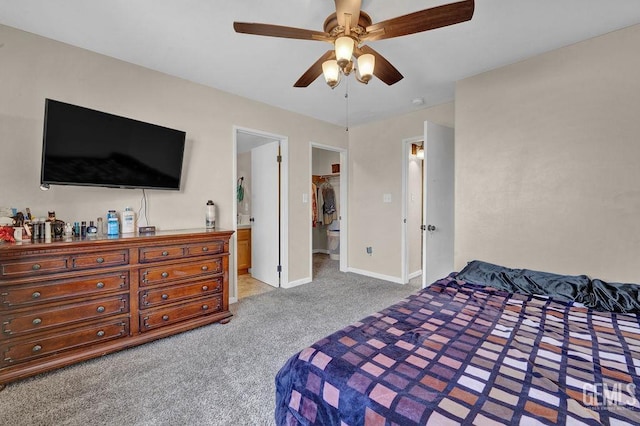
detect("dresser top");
top-left (0, 228), bottom-right (234, 252)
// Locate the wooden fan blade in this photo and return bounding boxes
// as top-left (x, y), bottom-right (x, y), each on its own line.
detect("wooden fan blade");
top-left (335, 0), bottom-right (362, 30)
top-left (356, 45), bottom-right (403, 86)
top-left (362, 0), bottom-right (474, 42)
top-left (294, 50), bottom-right (336, 87)
top-left (233, 22), bottom-right (332, 42)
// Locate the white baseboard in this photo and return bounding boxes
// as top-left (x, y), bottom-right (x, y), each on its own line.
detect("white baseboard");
top-left (312, 249), bottom-right (330, 254)
top-left (347, 267), bottom-right (404, 284)
top-left (282, 276), bottom-right (311, 289)
top-left (408, 270), bottom-right (423, 280)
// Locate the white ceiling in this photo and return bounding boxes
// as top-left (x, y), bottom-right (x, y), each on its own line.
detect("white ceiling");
top-left (1, 1), bottom-right (639, 127)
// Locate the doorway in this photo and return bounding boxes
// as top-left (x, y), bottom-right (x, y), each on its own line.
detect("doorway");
top-left (310, 143), bottom-right (348, 280)
top-left (402, 137), bottom-right (424, 284)
top-left (401, 122), bottom-right (455, 288)
top-left (233, 127), bottom-right (289, 302)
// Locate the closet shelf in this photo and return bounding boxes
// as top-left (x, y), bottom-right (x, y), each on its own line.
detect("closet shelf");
top-left (312, 174), bottom-right (339, 184)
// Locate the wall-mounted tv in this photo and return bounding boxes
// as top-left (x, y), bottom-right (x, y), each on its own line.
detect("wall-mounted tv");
top-left (41, 99), bottom-right (186, 190)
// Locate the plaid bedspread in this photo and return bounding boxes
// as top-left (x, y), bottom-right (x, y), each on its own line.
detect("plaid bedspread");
top-left (275, 275), bottom-right (640, 425)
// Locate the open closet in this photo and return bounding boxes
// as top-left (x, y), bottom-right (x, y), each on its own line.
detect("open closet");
top-left (311, 147), bottom-right (341, 277)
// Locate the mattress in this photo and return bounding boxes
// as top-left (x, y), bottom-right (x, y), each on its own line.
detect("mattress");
top-left (275, 274), bottom-right (640, 425)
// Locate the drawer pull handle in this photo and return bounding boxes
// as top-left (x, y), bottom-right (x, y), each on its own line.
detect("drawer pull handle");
top-left (96, 282), bottom-right (105, 289)
top-left (96, 306), bottom-right (105, 313)
top-left (202, 285), bottom-right (209, 291)
top-left (201, 266), bottom-right (209, 271)
top-left (32, 318), bottom-right (42, 325)
top-left (202, 304), bottom-right (209, 310)
top-left (32, 264), bottom-right (41, 271)
top-left (162, 251), bottom-right (169, 256)
top-left (97, 330), bottom-right (105, 337)
top-left (96, 257), bottom-right (104, 264)
top-left (161, 272), bottom-right (169, 278)
top-left (32, 291), bottom-right (41, 299)
top-left (162, 315), bottom-right (169, 321)
top-left (32, 345), bottom-right (42, 352)
top-left (161, 294), bottom-right (169, 300)
top-left (202, 247), bottom-right (209, 252)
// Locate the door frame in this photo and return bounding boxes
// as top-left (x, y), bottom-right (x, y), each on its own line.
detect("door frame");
top-left (232, 126), bottom-right (289, 303)
top-left (309, 142), bottom-right (348, 277)
top-left (401, 135), bottom-right (424, 284)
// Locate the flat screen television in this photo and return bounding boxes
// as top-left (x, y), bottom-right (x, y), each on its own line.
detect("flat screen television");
top-left (40, 99), bottom-right (186, 190)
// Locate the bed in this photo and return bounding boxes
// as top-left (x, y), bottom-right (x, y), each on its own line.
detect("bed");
top-left (275, 261), bottom-right (640, 425)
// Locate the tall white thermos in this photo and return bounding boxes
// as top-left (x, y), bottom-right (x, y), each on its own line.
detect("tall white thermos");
top-left (205, 200), bottom-right (216, 229)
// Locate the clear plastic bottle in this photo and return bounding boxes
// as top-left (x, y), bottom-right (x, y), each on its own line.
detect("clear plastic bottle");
top-left (96, 217), bottom-right (104, 236)
top-left (205, 200), bottom-right (216, 229)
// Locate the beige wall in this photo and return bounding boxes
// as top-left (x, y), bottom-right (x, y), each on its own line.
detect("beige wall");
top-left (455, 24), bottom-right (640, 282)
top-left (0, 24), bottom-right (346, 290)
top-left (348, 104), bottom-right (454, 280)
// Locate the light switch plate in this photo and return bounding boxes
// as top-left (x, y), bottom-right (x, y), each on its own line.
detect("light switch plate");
top-left (383, 193), bottom-right (392, 203)
top-left (302, 193), bottom-right (308, 203)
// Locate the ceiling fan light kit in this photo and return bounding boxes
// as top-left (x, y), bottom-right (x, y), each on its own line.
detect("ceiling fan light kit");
top-left (335, 36), bottom-right (354, 68)
top-left (233, 0), bottom-right (474, 89)
top-left (322, 59), bottom-right (341, 88)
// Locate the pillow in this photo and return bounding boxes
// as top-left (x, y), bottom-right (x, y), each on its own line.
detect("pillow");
top-left (456, 260), bottom-right (590, 302)
top-left (584, 279), bottom-right (640, 314)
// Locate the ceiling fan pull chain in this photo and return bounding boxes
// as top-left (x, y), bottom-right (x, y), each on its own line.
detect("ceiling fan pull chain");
top-left (345, 78), bottom-right (350, 132)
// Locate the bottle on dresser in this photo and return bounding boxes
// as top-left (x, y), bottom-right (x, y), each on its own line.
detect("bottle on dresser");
top-left (86, 221), bottom-right (98, 237)
top-left (205, 200), bottom-right (216, 229)
top-left (121, 207), bottom-right (136, 234)
top-left (107, 210), bottom-right (119, 236)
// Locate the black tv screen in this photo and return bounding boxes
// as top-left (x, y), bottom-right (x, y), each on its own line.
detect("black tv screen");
top-left (41, 99), bottom-right (186, 190)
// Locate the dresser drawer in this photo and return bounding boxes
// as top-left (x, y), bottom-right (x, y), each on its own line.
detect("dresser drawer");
top-left (1, 256), bottom-right (70, 278)
top-left (186, 240), bottom-right (225, 256)
top-left (140, 277), bottom-right (223, 308)
top-left (138, 240), bottom-right (225, 263)
top-left (0, 272), bottom-right (129, 309)
top-left (140, 294), bottom-right (222, 331)
top-left (72, 250), bottom-right (129, 270)
top-left (139, 258), bottom-right (222, 286)
top-left (1, 318), bottom-right (129, 366)
top-left (139, 244), bottom-right (185, 263)
top-left (2, 295), bottom-right (129, 337)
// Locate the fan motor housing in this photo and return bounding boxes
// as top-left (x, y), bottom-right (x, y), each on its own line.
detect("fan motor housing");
top-left (323, 11), bottom-right (372, 37)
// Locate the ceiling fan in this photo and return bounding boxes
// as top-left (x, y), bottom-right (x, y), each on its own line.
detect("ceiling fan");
top-left (233, 0), bottom-right (475, 88)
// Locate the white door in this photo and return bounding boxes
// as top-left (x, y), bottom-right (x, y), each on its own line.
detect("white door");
top-left (422, 122), bottom-right (455, 287)
top-left (251, 141), bottom-right (280, 287)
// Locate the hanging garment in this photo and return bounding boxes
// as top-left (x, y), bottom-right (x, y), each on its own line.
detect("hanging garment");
top-left (316, 183), bottom-right (324, 225)
top-left (321, 182), bottom-right (337, 225)
top-left (311, 182), bottom-right (318, 227)
top-left (237, 177), bottom-right (245, 203)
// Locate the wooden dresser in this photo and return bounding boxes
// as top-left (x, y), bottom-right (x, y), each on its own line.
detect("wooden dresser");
top-left (0, 229), bottom-right (233, 389)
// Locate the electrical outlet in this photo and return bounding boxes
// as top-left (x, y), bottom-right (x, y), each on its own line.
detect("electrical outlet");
top-left (366, 246), bottom-right (373, 255)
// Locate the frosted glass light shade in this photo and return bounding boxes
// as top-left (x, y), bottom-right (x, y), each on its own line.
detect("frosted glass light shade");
top-left (322, 60), bottom-right (340, 88)
top-left (335, 36), bottom-right (354, 68)
top-left (357, 53), bottom-right (375, 83)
